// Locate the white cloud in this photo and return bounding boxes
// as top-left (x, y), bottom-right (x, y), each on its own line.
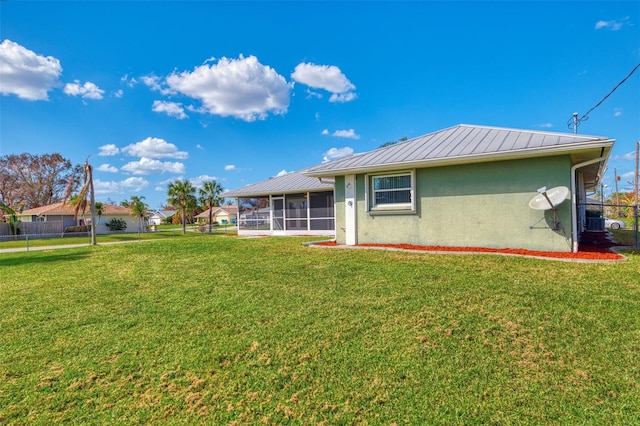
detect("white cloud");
top-left (63, 80), bottom-right (105, 100)
top-left (190, 174), bottom-right (218, 187)
top-left (121, 74), bottom-right (138, 87)
top-left (0, 39), bottom-right (62, 101)
top-left (196, 144), bottom-right (203, 150)
top-left (537, 123), bottom-right (553, 129)
top-left (619, 151), bottom-right (636, 161)
top-left (122, 137), bottom-right (188, 159)
top-left (614, 108), bottom-right (623, 117)
top-left (152, 100), bottom-right (188, 119)
top-left (322, 128), bottom-right (360, 139)
top-left (330, 129), bottom-right (360, 139)
top-left (165, 55), bottom-right (290, 121)
top-left (121, 157), bottom-right (185, 175)
top-left (291, 62), bottom-right (357, 103)
top-left (610, 150), bottom-right (638, 162)
top-left (323, 147), bottom-right (354, 163)
top-left (141, 74), bottom-right (173, 95)
top-left (113, 89), bottom-right (123, 98)
top-left (97, 164), bottom-right (118, 173)
top-left (276, 169), bottom-right (290, 177)
top-left (157, 176), bottom-right (183, 187)
top-left (305, 89), bottom-right (323, 99)
top-left (94, 177), bottom-right (149, 195)
top-left (329, 92), bottom-right (358, 103)
top-left (98, 144), bottom-right (120, 156)
top-left (595, 17), bottom-right (629, 31)
top-left (225, 164), bottom-right (236, 171)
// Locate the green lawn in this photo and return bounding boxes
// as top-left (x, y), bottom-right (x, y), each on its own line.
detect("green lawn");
top-left (1, 236), bottom-right (638, 424)
top-left (0, 226), bottom-right (236, 249)
top-left (610, 228), bottom-right (639, 248)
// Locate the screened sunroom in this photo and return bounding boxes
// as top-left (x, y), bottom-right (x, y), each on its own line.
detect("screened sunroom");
top-left (225, 170), bottom-right (335, 237)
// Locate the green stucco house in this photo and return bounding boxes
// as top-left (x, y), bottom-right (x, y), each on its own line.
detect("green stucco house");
top-left (304, 124), bottom-right (613, 253)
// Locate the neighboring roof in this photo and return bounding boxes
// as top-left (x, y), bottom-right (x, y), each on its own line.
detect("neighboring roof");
top-left (149, 210), bottom-right (175, 218)
top-left (218, 206), bottom-right (238, 214)
top-left (224, 169), bottom-right (334, 198)
top-left (20, 202), bottom-right (131, 216)
top-left (304, 124), bottom-right (614, 178)
top-left (195, 206), bottom-right (238, 218)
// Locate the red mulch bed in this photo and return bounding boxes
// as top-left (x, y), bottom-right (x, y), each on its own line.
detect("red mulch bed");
top-left (314, 232), bottom-right (625, 261)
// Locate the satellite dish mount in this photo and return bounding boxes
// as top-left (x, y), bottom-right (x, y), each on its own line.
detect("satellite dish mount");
top-left (528, 186), bottom-right (569, 230)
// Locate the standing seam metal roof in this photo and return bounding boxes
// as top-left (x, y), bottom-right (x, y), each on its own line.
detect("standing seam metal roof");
top-left (304, 124), bottom-right (611, 175)
top-left (224, 169), bottom-right (333, 198)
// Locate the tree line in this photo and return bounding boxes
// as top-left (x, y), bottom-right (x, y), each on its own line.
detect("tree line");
top-left (0, 153), bottom-right (80, 210)
top-left (1, 153), bottom-right (226, 237)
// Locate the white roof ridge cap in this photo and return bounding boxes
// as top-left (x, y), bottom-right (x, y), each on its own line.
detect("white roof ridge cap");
top-left (455, 123), bottom-right (607, 139)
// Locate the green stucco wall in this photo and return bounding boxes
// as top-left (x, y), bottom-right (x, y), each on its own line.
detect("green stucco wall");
top-left (335, 155), bottom-right (574, 252)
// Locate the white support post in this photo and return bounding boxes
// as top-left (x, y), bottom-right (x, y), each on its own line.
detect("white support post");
top-left (344, 174), bottom-right (357, 246)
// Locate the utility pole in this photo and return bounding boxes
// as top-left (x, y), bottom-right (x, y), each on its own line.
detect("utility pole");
top-left (614, 168), bottom-right (620, 217)
top-left (635, 141), bottom-right (639, 247)
top-left (572, 112), bottom-right (578, 134)
top-left (635, 141), bottom-right (639, 210)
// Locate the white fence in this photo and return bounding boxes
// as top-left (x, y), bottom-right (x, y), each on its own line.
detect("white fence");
top-left (0, 221), bottom-right (72, 241)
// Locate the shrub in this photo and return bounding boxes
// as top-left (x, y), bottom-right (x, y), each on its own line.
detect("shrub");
top-left (106, 218), bottom-right (127, 231)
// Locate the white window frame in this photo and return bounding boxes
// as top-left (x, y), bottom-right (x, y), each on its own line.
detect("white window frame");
top-left (365, 170), bottom-right (416, 214)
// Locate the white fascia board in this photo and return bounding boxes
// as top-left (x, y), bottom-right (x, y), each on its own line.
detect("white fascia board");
top-left (225, 187), bottom-right (334, 198)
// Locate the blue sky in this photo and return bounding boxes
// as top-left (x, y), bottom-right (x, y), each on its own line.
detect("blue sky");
top-left (1, 1), bottom-right (638, 209)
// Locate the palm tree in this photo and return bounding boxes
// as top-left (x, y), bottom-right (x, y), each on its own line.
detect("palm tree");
top-left (64, 160), bottom-right (96, 245)
top-left (95, 202), bottom-right (104, 225)
top-left (198, 180), bottom-right (224, 233)
top-left (128, 196), bottom-right (148, 234)
top-left (167, 179), bottom-right (196, 234)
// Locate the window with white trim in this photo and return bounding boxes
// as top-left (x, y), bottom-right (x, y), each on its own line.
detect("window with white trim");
top-left (366, 170), bottom-right (416, 213)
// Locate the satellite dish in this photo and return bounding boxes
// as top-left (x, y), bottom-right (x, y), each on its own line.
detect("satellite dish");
top-left (528, 186), bottom-right (569, 211)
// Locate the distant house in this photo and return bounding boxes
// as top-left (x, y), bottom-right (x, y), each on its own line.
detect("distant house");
top-left (148, 210), bottom-right (175, 225)
top-left (304, 124), bottom-right (613, 253)
top-left (195, 205), bottom-right (238, 225)
top-left (224, 169), bottom-right (335, 236)
top-left (18, 202), bottom-right (137, 234)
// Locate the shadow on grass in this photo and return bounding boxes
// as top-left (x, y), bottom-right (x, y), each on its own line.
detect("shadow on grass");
top-left (0, 251), bottom-right (90, 267)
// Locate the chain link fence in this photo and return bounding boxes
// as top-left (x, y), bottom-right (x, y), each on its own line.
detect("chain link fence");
top-left (580, 202), bottom-right (639, 247)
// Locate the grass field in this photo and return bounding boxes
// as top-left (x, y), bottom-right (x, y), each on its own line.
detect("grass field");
top-left (610, 228), bottom-right (639, 248)
top-left (0, 226), bottom-right (236, 250)
top-left (1, 235), bottom-right (639, 424)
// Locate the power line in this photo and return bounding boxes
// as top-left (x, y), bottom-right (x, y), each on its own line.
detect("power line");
top-left (568, 62), bottom-right (640, 133)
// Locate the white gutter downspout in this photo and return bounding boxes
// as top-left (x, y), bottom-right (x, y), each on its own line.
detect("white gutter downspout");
top-left (571, 156), bottom-right (606, 253)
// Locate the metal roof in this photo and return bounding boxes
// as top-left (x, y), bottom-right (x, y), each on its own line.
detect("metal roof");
top-left (224, 169), bottom-right (334, 198)
top-left (304, 124), bottom-right (613, 177)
